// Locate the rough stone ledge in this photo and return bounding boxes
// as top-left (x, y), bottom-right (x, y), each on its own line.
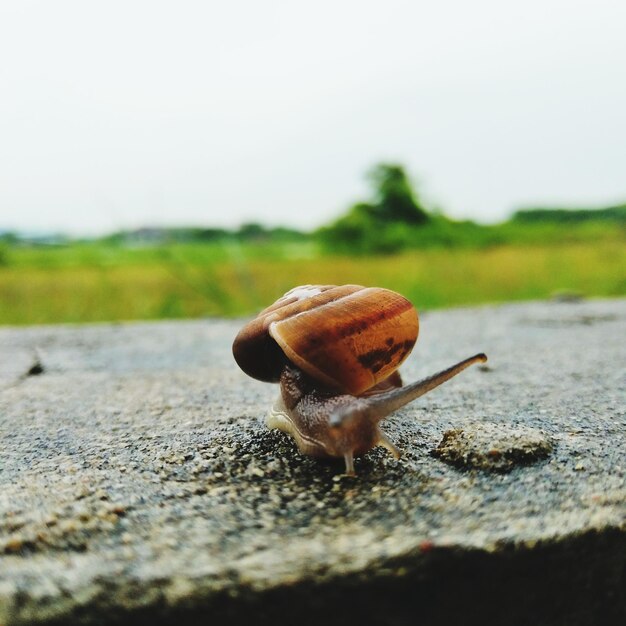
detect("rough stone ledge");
top-left (1, 298), bottom-right (625, 625)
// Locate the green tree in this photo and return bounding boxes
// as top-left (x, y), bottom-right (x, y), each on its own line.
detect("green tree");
top-left (367, 164), bottom-right (429, 224)
top-left (316, 163), bottom-right (430, 253)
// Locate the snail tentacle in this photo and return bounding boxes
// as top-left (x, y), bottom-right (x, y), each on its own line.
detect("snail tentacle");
top-left (343, 451), bottom-right (355, 476)
top-left (330, 353), bottom-right (487, 428)
top-left (378, 432), bottom-right (401, 459)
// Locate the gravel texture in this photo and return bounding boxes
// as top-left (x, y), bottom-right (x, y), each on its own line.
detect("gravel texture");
top-left (0, 298), bottom-right (624, 625)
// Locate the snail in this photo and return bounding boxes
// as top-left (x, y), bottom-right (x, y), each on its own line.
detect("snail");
top-left (232, 285), bottom-right (486, 475)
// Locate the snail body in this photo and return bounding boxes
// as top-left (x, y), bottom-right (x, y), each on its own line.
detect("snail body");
top-left (232, 285), bottom-right (486, 475)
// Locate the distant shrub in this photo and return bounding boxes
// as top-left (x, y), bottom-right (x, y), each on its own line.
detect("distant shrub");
top-left (196, 228), bottom-right (232, 241)
top-left (236, 223), bottom-right (308, 243)
top-left (512, 205), bottom-right (626, 223)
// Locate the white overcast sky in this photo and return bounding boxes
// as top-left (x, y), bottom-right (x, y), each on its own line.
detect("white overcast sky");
top-left (1, 0), bottom-right (625, 235)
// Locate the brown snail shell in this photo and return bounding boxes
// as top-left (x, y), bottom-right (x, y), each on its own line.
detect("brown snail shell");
top-left (232, 284), bottom-right (419, 396)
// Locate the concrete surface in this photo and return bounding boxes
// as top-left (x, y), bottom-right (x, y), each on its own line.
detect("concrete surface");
top-left (0, 298), bottom-right (624, 625)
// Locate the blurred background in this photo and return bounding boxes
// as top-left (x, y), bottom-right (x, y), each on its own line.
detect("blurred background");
top-left (0, 0), bottom-right (624, 325)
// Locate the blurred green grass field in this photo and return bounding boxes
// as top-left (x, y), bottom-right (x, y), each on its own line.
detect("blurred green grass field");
top-left (0, 238), bottom-right (624, 325)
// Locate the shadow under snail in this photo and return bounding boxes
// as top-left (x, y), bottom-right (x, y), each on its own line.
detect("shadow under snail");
top-left (232, 285), bottom-right (487, 475)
